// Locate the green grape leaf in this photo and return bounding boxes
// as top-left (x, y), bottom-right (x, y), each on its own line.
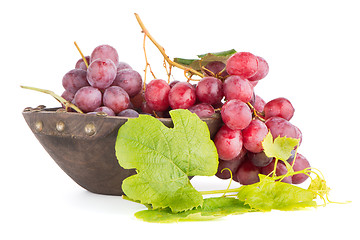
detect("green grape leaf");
top-left (237, 175), bottom-right (317, 211)
top-left (262, 132), bottom-right (300, 161)
top-left (115, 109), bottom-right (218, 213)
top-left (134, 197), bottom-right (254, 223)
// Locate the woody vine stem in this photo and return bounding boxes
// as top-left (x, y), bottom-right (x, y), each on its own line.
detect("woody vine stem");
top-left (134, 13), bottom-right (205, 80)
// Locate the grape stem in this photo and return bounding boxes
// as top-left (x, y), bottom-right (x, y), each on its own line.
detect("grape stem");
top-left (134, 13), bottom-right (205, 78)
top-left (20, 85), bottom-right (83, 113)
top-left (74, 41), bottom-right (89, 68)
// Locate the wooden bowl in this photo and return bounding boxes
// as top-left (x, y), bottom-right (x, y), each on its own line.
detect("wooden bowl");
top-left (22, 106), bottom-right (222, 196)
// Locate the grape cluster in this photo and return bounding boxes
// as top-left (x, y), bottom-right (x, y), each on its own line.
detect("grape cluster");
top-left (61, 46), bottom-right (310, 186)
top-left (61, 44), bottom-right (143, 117)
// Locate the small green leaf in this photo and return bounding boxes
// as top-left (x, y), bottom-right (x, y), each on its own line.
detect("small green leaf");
top-left (135, 197), bottom-right (254, 223)
top-left (115, 109), bottom-right (218, 213)
top-left (237, 175), bottom-right (317, 211)
top-left (262, 132), bottom-right (300, 161)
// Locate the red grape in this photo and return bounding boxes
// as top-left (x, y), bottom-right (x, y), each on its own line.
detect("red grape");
top-left (226, 52), bottom-right (259, 79)
top-left (87, 59), bottom-right (117, 89)
top-left (247, 151), bottom-right (273, 167)
top-left (112, 69), bottom-right (143, 97)
top-left (216, 158), bottom-right (243, 180)
top-left (289, 153), bottom-right (311, 184)
top-left (195, 77), bottom-right (223, 105)
top-left (188, 103), bottom-right (215, 118)
top-left (235, 159), bottom-right (260, 185)
top-left (261, 159), bottom-right (292, 183)
top-left (90, 44), bottom-right (119, 66)
top-left (248, 56), bottom-right (269, 81)
top-left (144, 79), bottom-right (170, 111)
top-left (223, 75), bottom-right (253, 103)
top-left (118, 109), bottom-right (140, 118)
top-left (204, 61), bottom-right (228, 78)
top-left (62, 69), bottom-right (89, 94)
top-left (94, 106), bottom-right (115, 116)
top-left (242, 119), bottom-right (269, 153)
top-left (264, 97), bottom-right (295, 121)
top-left (265, 117), bottom-right (302, 143)
top-left (221, 99), bottom-right (252, 130)
top-left (213, 125), bottom-right (243, 161)
top-left (103, 86), bottom-right (130, 114)
top-left (117, 62), bottom-right (132, 72)
top-left (253, 94), bottom-right (266, 112)
top-left (61, 90), bottom-right (75, 102)
top-left (168, 82), bottom-right (196, 109)
top-left (74, 86), bottom-right (102, 113)
top-left (75, 56), bottom-right (90, 70)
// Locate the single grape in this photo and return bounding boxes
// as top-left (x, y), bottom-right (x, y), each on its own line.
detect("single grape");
top-left (103, 86), bottom-right (130, 114)
top-left (62, 69), bottom-right (89, 94)
top-left (203, 61), bottom-right (228, 78)
top-left (252, 94), bottom-right (266, 113)
top-left (289, 153), bottom-right (311, 184)
top-left (130, 89), bottom-right (145, 110)
top-left (87, 59), bottom-right (117, 89)
top-left (248, 56), bottom-right (269, 81)
top-left (90, 44), bottom-right (119, 66)
top-left (74, 86), bottom-right (102, 113)
top-left (226, 52), bottom-right (259, 79)
top-left (112, 69), bottom-right (143, 97)
top-left (168, 82), bottom-right (196, 109)
top-left (235, 159), bottom-right (260, 185)
top-left (221, 99), bottom-right (252, 130)
top-left (118, 109), bottom-right (140, 118)
top-left (265, 117), bottom-right (302, 144)
top-left (75, 56), bottom-right (90, 70)
top-left (144, 79), bottom-right (170, 111)
top-left (94, 106), bottom-right (115, 116)
top-left (61, 90), bottom-right (75, 102)
top-left (117, 62), bottom-right (132, 72)
top-left (188, 103), bottom-right (215, 118)
top-left (195, 77), bottom-right (223, 105)
top-left (242, 119), bottom-right (269, 153)
top-left (223, 75), bottom-right (253, 103)
top-left (247, 151), bottom-right (273, 167)
top-left (260, 159), bottom-right (292, 183)
top-left (216, 158), bottom-right (243, 180)
top-left (264, 97), bottom-right (295, 121)
top-left (213, 125), bottom-right (243, 161)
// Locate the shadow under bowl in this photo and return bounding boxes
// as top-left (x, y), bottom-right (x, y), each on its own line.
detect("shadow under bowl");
top-left (22, 106), bottom-right (222, 196)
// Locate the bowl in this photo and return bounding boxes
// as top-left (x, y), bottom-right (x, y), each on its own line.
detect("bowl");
top-left (22, 106), bottom-right (222, 195)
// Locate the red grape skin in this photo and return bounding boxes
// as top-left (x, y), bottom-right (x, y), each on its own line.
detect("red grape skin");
top-left (61, 90), bottom-right (75, 102)
top-left (103, 86), bottom-right (130, 114)
top-left (247, 151), bottom-right (273, 167)
top-left (168, 82), bottom-right (196, 109)
top-left (289, 153), bottom-right (311, 184)
top-left (221, 99), bottom-right (252, 130)
top-left (216, 158), bottom-right (243, 180)
top-left (74, 86), bottom-right (102, 113)
top-left (235, 159), bottom-right (260, 185)
top-left (75, 56), bottom-right (90, 70)
top-left (62, 69), bottom-right (89, 94)
top-left (253, 94), bottom-right (266, 113)
top-left (118, 109), bottom-right (140, 118)
top-left (226, 52), bottom-right (259, 79)
top-left (195, 77), bottom-right (223, 105)
top-left (117, 62), bottom-right (132, 73)
top-left (213, 125), bottom-right (243, 161)
top-left (242, 119), bottom-right (269, 153)
top-left (265, 117), bottom-right (302, 144)
top-left (94, 106), bottom-right (115, 116)
top-left (90, 44), bottom-right (119, 66)
top-left (264, 97), bottom-right (295, 121)
top-left (112, 69), bottom-right (143, 97)
top-left (188, 103), bottom-right (215, 118)
top-left (144, 79), bottom-right (170, 111)
top-left (223, 75), bottom-right (254, 103)
top-left (248, 56), bottom-right (269, 81)
top-left (87, 59), bottom-right (117, 89)
top-left (261, 159), bottom-right (292, 183)
top-left (204, 61), bottom-right (228, 78)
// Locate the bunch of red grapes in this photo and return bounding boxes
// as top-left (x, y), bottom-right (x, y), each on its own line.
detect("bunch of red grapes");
top-left (61, 44), bottom-right (310, 186)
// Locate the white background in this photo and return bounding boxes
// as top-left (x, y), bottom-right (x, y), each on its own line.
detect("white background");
top-left (1, 0), bottom-right (359, 239)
